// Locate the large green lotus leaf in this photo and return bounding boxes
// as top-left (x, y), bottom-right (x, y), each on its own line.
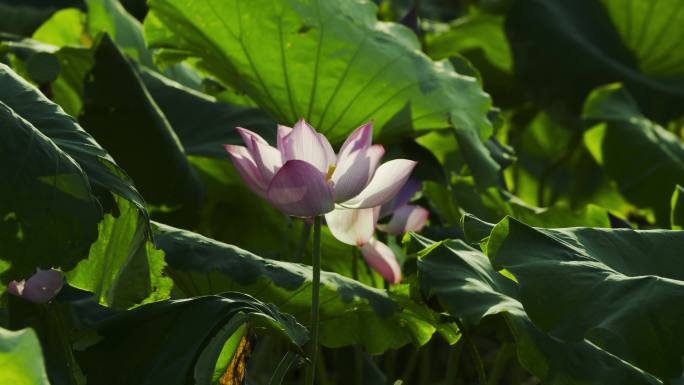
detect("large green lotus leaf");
top-left (66, 291), bottom-right (307, 385)
top-left (0, 68), bottom-right (100, 278)
top-left (506, 0), bottom-right (684, 123)
top-left (415, 235), bottom-right (661, 385)
top-left (0, 62), bottom-right (146, 217)
top-left (0, 327), bottom-right (50, 385)
top-left (66, 197), bottom-right (172, 309)
top-left (154, 222), bottom-right (443, 354)
top-left (139, 67), bottom-right (274, 159)
top-left (79, 34), bottom-right (204, 212)
top-left (599, 0), bottom-right (684, 78)
top-left (583, 84), bottom-right (684, 224)
top-left (673, 185), bottom-right (684, 230)
top-left (143, 0), bottom-right (492, 144)
top-left (487, 216), bottom-right (684, 380)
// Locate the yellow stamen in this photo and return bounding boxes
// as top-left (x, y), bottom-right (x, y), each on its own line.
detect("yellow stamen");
top-left (326, 164), bottom-right (336, 181)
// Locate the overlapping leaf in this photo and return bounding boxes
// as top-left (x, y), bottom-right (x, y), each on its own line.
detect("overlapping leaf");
top-left (415, 234), bottom-right (661, 385)
top-left (488, 216), bottom-right (684, 381)
top-left (79, 34), bottom-right (204, 212)
top-left (154, 222), bottom-right (446, 354)
top-left (583, 84), bottom-right (684, 224)
top-left (68, 290), bottom-right (307, 385)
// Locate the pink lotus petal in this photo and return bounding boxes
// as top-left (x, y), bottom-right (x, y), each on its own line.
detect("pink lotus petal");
top-left (337, 122), bottom-right (373, 161)
top-left (341, 159), bottom-right (417, 209)
top-left (324, 207), bottom-right (379, 246)
top-left (236, 127), bottom-right (268, 154)
top-left (331, 145), bottom-right (384, 202)
top-left (267, 160), bottom-right (335, 217)
top-left (282, 119), bottom-right (336, 173)
top-left (379, 204), bottom-right (429, 235)
top-left (8, 269), bottom-right (63, 304)
top-left (380, 178), bottom-right (421, 217)
top-left (317, 133), bottom-right (337, 169)
top-left (360, 238), bottom-right (401, 284)
top-left (250, 137), bottom-right (283, 182)
top-left (277, 124), bottom-right (293, 152)
top-left (224, 144), bottom-right (269, 198)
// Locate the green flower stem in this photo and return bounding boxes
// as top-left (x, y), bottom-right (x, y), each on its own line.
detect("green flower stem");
top-left (305, 216), bottom-right (322, 385)
top-left (351, 248), bottom-right (363, 385)
top-left (294, 221), bottom-right (312, 262)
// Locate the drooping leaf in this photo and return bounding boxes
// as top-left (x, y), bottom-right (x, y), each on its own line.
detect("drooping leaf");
top-left (506, 0), bottom-right (684, 123)
top-left (0, 68), bottom-right (100, 278)
top-left (0, 62), bottom-right (146, 216)
top-left (67, 290), bottom-right (307, 385)
top-left (583, 83), bottom-right (684, 224)
top-left (79, 34), bottom-right (204, 212)
top-left (415, 235), bottom-right (661, 385)
top-left (154, 222), bottom-right (445, 354)
top-left (0, 327), bottom-right (50, 385)
top-left (487, 216), bottom-right (684, 380)
top-left (144, 0), bottom-right (492, 144)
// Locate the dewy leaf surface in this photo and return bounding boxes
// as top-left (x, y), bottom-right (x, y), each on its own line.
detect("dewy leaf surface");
top-left (583, 84), bottom-right (684, 224)
top-left (154, 222), bottom-right (441, 354)
top-left (144, 0), bottom-right (491, 143)
top-left (488, 216), bottom-right (684, 381)
top-left (416, 235), bottom-right (661, 385)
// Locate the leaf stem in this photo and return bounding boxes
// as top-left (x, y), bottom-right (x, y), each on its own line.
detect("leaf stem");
top-left (47, 303), bottom-right (83, 385)
top-left (444, 339), bottom-right (463, 384)
top-left (305, 216), bottom-right (322, 385)
top-left (455, 319), bottom-right (486, 385)
top-left (268, 351), bottom-right (297, 385)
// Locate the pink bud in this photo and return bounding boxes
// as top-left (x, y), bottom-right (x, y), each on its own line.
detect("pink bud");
top-left (7, 269), bottom-right (63, 304)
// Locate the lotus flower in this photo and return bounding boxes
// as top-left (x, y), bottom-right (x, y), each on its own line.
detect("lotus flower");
top-left (325, 207), bottom-right (402, 284)
top-left (224, 119), bottom-right (416, 217)
top-left (377, 179), bottom-right (429, 235)
top-left (325, 180), bottom-right (429, 284)
top-left (7, 269), bottom-right (63, 304)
